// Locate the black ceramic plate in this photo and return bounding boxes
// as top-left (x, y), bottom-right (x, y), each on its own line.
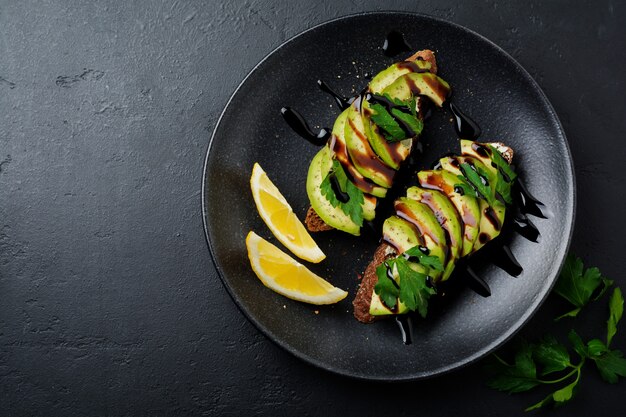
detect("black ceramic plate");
top-left (202, 12), bottom-right (575, 381)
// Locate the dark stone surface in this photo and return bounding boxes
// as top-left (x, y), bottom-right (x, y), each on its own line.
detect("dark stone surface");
top-left (0, 0), bottom-right (624, 415)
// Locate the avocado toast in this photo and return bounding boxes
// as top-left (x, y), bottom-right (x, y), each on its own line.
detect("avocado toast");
top-left (353, 140), bottom-right (516, 323)
top-left (305, 50), bottom-right (451, 235)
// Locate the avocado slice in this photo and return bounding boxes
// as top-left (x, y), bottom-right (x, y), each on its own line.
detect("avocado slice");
top-left (369, 260), bottom-right (410, 316)
top-left (474, 199), bottom-right (506, 252)
top-left (369, 58), bottom-right (433, 94)
top-left (361, 99), bottom-right (412, 170)
top-left (306, 146), bottom-right (373, 236)
top-left (406, 186), bottom-right (463, 281)
top-left (460, 140), bottom-right (498, 178)
top-left (438, 155), bottom-right (506, 252)
top-left (394, 197), bottom-right (447, 282)
top-left (370, 217), bottom-right (432, 316)
top-left (438, 155), bottom-right (499, 202)
top-left (330, 109), bottom-right (387, 198)
top-left (417, 170), bottom-right (480, 257)
top-left (344, 101), bottom-right (395, 188)
top-left (382, 72), bottom-right (451, 107)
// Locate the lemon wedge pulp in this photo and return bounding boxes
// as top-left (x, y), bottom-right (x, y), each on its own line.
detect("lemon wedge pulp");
top-left (246, 231), bottom-right (347, 305)
top-left (250, 162), bottom-right (325, 263)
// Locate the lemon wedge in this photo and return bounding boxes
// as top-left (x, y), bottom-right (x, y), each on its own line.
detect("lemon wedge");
top-left (246, 231), bottom-right (347, 305)
top-left (250, 163), bottom-right (325, 263)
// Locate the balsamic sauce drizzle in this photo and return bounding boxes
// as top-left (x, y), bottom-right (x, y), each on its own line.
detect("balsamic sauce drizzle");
top-left (464, 265), bottom-right (492, 297)
top-left (513, 213), bottom-right (540, 243)
top-left (514, 179), bottom-right (549, 219)
top-left (317, 80), bottom-right (354, 110)
top-left (449, 102), bottom-right (482, 140)
top-left (396, 315), bottom-right (413, 345)
top-left (491, 245), bottom-right (523, 277)
top-left (280, 107), bottom-right (330, 146)
top-left (383, 30), bottom-right (412, 57)
top-left (329, 173), bottom-right (350, 203)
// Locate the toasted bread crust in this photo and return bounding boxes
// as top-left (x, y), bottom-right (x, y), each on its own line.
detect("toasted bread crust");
top-left (353, 243), bottom-right (396, 323)
top-left (406, 49), bottom-right (437, 74)
top-left (488, 142), bottom-right (514, 164)
top-left (305, 207), bottom-right (334, 232)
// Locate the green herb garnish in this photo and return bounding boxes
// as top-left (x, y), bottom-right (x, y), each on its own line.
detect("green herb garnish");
top-left (404, 245), bottom-right (444, 272)
top-left (459, 162), bottom-right (496, 206)
top-left (373, 254), bottom-right (436, 317)
top-left (374, 262), bottom-right (400, 309)
top-left (320, 159), bottom-right (365, 226)
top-left (370, 104), bottom-right (405, 141)
top-left (486, 256), bottom-right (626, 411)
top-left (488, 144), bottom-right (517, 183)
top-left (608, 287), bottom-right (624, 347)
top-left (554, 255), bottom-right (614, 320)
top-left (369, 94), bottom-right (423, 142)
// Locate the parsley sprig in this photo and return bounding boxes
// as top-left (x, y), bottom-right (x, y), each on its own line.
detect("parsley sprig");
top-left (373, 246), bottom-right (441, 317)
top-left (554, 255), bottom-right (614, 320)
top-left (486, 255), bottom-right (626, 411)
top-left (320, 159), bottom-right (365, 226)
top-left (369, 94), bottom-right (423, 142)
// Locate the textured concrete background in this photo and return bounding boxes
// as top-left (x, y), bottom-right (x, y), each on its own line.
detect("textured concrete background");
top-left (1, 1), bottom-right (624, 416)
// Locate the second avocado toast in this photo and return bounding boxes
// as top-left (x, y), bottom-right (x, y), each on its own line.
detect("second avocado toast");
top-left (353, 139), bottom-right (517, 322)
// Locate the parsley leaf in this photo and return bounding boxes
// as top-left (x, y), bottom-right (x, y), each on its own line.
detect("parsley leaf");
top-left (395, 257), bottom-right (435, 317)
top-left (319, 160), bottom-right (365, 227)
top-left (568, 329), bottom-right (588, 357)
top-left (403, 245), bottom-right (444, 272)
top-left (320, 170), bottom-right (340, 208)
top-left (369, 94), bottom-right (423, 142)
top-left (586, 338), bottom-right (609, 357)
top-left (374, 262), bottom-right (399, 309)
top-left (370, 103), bottom-right (405, 141)
top-left (460, 162), bottom-right (496, 206)
top-left (488, 144), bottom-right (517, 183)
top-left (496, 177), bottom-right (513, 205)
top-left (381, 93), bottom-right (406, 107)
top-left (607, 287), bottom-right (624, 347)
top-left (554, 255), bottom-right (614, 320)
top-left (454, 175), bottom-right (477, 197)
top-left (593, 349), bottom-right (626, 383)
top-left (390, 108), bottom-right (423, 137)
top-left (525, 378), bottom-right (579, 411)
top-left (533, 336), bottom-right (571, 376)
top-left (486, 342), bottom-right (540, 393)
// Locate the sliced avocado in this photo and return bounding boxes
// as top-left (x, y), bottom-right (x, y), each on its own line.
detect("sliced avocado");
top-left (382, 215), bottom-right (424, 253)
top-left (394, 197), bottom-right (446, 282)
top-left (362, 194), bottom-right (376, 221)
top-left (306, 146), bottom-right (361, 235)
top-left (406, 186), bottom-right (463, 281)
top-left (361, 99), bottom-right (412, 170)
top-left (344, 101), bottom-right (395, 188)
top-left (370, 257), bottom-right (431, 317)
top-left (382, 72), bottom-right (450, 107)
top-left (438, 155), bottom-right (507, 253)
top-left (474, 199), bottom-right (506, 252)
top-left (438, 155), bottom-right (499, 202)
top-left (330, 110), bottom-right (387, 198)
top-left (369, 259), bottom-right (412, 317)
top-left (370, 293), bottom-right (409, 316)
top-left (460, 140), bottom-right (498, 178)
top-left (417, 170), bottom-right (480, 257)
top-left (369, 59), bottom-right (432, 94)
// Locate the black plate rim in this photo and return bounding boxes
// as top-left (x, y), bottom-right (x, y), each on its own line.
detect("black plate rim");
top-left (201, 10), bottom-right (576, 382)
